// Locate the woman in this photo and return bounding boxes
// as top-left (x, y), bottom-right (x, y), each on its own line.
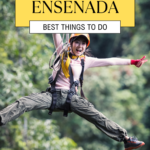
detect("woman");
top-left (0, 34), bottom-right (147, 150)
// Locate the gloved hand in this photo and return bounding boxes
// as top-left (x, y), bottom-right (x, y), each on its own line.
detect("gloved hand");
top-left (131, 56), bottom-right (148, 68)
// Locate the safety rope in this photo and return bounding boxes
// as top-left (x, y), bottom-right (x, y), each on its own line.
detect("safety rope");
top-left (49, 34), bottom-right (70, 72)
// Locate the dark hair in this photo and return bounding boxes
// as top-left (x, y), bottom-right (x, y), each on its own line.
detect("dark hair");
top-left (70, 36), bottom-right (88, 45)
top-left (84, 48), bottom-right (93, 57)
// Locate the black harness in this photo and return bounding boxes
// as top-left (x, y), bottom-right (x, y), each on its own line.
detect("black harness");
top-left (48, 54), bottom-right (85, 117)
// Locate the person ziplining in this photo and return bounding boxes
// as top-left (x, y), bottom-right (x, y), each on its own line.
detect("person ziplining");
top-left (0, 33), bottom-right (147, 150)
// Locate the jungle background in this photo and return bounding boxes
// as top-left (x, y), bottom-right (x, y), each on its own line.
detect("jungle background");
top-left (0, 0), bottom-right (150, 150)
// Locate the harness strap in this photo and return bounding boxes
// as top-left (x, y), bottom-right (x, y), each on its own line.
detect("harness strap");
top-left (48, 84), bottom-right (57, 115)
top-left (69, 64), bottom-right (74, 87)
top-left (50, 56), bottom-right (60, 68)
top-left (63, 65), bottom-right (74, 117)
top-left (80, 59), bottom-right (86, 98)
top-left (48, 69), bottom-right (60, 115)
top-left (48, 54), bottom-right (85, 117)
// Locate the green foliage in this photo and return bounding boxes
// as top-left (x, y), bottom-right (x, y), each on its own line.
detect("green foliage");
top-left (0, 1), bottom-right (82, 149)
top-left (0, 0), bottom-right (150, 150)
top-left (0, 118), bottom-right (83, 150)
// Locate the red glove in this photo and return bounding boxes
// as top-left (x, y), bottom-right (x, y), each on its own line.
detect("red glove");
top-left (131, 56), bottom-right (148, 68)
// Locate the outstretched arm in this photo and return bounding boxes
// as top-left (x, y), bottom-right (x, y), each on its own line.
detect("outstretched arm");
top-left (85, 56), bottom-right (147, 70)
top-left (52, 34), bottom-right (63, 54)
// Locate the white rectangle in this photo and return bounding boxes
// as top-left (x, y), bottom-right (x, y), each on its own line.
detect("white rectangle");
top-left (30, 21), bottom-right (120, 33)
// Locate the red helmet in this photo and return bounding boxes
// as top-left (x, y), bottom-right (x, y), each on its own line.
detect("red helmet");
top-left (69, 34), bottom-right (90, 47)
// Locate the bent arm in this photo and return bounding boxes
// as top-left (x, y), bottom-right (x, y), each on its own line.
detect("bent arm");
top-left (52, 34), bottom-right (63, 54)
top-left (85, 57), bottom-right (131, 70)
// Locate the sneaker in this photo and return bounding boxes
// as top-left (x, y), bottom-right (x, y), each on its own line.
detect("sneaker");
top-left (124, 137), bottom-right (145, 150)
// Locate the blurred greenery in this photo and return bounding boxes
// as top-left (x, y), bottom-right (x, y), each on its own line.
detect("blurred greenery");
top-left (0, 0), bottom-right (150, 150)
